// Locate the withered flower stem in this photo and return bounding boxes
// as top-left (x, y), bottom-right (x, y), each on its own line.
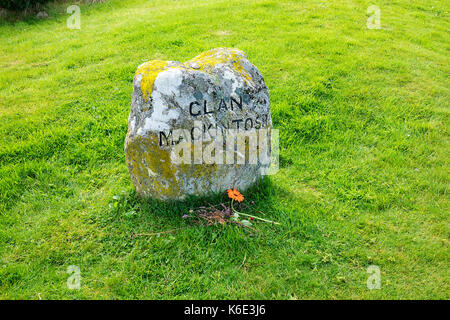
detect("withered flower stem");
top-left (231, 199), bottom-right (280, 225)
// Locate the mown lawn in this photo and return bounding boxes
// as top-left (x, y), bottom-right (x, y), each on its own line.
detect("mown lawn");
top-left (0, 0), bottom-right (448, 299)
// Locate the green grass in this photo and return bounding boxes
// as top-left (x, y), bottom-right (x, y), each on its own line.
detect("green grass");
top-left (0, 0), bottom-right (449, 299)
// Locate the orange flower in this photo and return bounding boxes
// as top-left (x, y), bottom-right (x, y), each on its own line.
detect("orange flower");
top-left (227, 188), bottom-right (244, 203)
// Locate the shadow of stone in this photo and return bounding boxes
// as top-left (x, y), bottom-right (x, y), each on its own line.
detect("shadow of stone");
top-left (122, 176), bottom-right (292, 236)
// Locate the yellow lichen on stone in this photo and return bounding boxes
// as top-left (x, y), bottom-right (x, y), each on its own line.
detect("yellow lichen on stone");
top-left (184, 48), bottom-right (253, 84)
top-left (135, 49), bottom-right (253, 103)
top-left (135, 60), bottom-right (170, 102)
top-left (125, 134), bottom-right (182, 199)
top-left (125, 135), bottom-right (225, 199)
